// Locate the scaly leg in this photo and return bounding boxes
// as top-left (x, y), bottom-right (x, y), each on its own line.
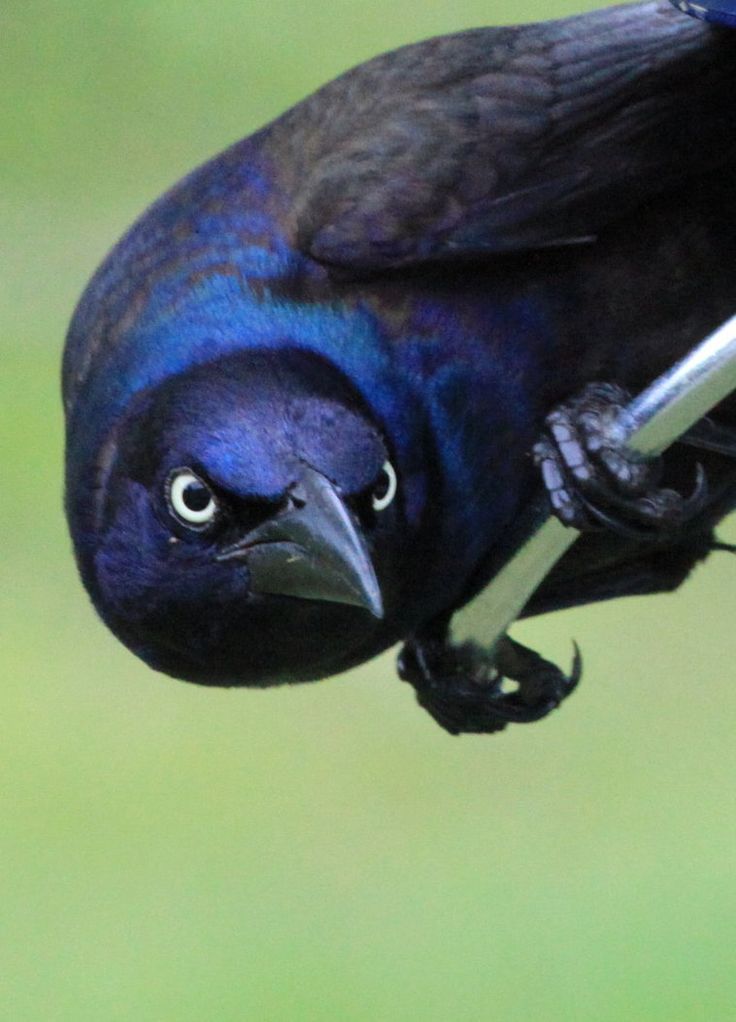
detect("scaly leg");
top-left (533, 382), bottom-right (708, 538)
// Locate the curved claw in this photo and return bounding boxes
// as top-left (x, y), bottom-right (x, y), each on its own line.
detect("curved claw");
top-left (398, 630), bottom-right (581, 735)
top-left (682, 462), bottom-right (709, 517)
top-left (488, 637), bottom-right (582, 723)
top-left (577, 496), bottom-right (661, 539)
top-left (577, 463), bottom-right (709, 539)
top-left (537, 382), bottom-right (715, 538)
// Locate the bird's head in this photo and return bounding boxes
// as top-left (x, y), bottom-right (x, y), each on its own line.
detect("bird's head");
top-left (76, 348), bottom-right (419, 686)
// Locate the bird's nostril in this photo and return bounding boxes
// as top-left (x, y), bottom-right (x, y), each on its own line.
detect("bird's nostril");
top-left (286, 484), bottom-right (307, 510)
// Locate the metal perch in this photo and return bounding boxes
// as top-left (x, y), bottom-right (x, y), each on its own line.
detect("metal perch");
top-left (453, 312), bottom-right (736, 648)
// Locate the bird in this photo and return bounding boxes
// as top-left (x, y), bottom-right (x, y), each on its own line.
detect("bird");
top-left (63, 0), bottom-right (736, 735)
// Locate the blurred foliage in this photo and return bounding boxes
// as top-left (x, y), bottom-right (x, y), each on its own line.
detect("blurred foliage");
top-left (2, 2), bottom-right (735, 1019)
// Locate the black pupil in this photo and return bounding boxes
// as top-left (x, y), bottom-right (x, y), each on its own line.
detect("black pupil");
top-left (182, 480), bottom-right (211, 512)
top-left (373, 469), bottom-right (389, 500)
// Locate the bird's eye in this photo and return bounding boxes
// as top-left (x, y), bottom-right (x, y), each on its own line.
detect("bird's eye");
top-left (371, 460), bottom-right (398, 512)
top-left (166, 468), bottom-right (218, 529)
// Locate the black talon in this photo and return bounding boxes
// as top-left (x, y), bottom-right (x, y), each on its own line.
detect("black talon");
top-left (537, 383), bottom-right (713, 537)
top-left (577, 495), bottom-right (664, 539)
top-left (682, 462), bottom-right (709, 517)
top-left (398, 625), bottom-right (581, 735)
top-left (490, 637), bottom-right (582, 723)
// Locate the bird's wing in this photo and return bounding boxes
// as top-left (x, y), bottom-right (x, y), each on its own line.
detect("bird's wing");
top-left (277, 1), bottom-right (735, 272)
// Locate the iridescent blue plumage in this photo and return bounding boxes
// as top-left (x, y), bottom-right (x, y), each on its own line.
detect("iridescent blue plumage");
top-left (64, 1), bottom-right (736, 730)
top-left (64, 134), bottom-right (553, 629)
top-left (672, 0), bottom-right (736, 27)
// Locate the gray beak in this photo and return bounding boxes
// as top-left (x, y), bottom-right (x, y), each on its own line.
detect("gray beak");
top-left (217, 465), bottom-right (384, 618)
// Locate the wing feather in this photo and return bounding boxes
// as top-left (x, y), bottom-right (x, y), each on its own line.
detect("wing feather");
top-left (269, 1), bottom-right (736, 271)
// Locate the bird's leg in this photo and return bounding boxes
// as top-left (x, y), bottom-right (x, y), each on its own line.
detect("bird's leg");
top-left (534, 382), bottom-right (708, 538)
top-left (398, 624), bottom-right (580, 736)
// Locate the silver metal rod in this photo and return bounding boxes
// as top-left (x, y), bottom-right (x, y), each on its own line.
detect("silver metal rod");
top-left (452, 312), bottom-right (736, 648)
top-left (625, 313), bottom-right (736, 457)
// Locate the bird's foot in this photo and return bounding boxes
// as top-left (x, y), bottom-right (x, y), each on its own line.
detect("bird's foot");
top-left (534, 382), bottom-right (708, 538)
top-left (398, 629), bottom-right (581, 736)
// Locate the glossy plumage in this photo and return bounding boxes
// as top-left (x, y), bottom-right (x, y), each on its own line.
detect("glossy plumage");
top-left (64, 1), bottom-right (736, 729)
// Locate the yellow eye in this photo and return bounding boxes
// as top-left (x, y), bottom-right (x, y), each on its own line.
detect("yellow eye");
top-left (167, 469), bottom-right (218, 528)
top-left (371, 460), bottom-right (398, 512)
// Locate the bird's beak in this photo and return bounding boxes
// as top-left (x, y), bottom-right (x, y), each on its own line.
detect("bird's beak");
top-left (217, 465), bottom-right (384, 618)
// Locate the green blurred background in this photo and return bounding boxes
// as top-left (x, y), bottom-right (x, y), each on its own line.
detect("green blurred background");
top-left (3, 1), bottom-right (735, 1019)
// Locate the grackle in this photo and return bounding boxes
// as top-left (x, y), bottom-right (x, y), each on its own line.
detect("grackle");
top-left (63, 1), bottom-right (736, 734)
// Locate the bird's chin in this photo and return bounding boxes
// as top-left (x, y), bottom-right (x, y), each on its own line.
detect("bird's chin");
top-left (124, 599), bottom-right (389, 689)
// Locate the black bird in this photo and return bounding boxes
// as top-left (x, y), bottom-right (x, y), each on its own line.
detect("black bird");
top-left (63, 1), bottom-right (736, 734)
